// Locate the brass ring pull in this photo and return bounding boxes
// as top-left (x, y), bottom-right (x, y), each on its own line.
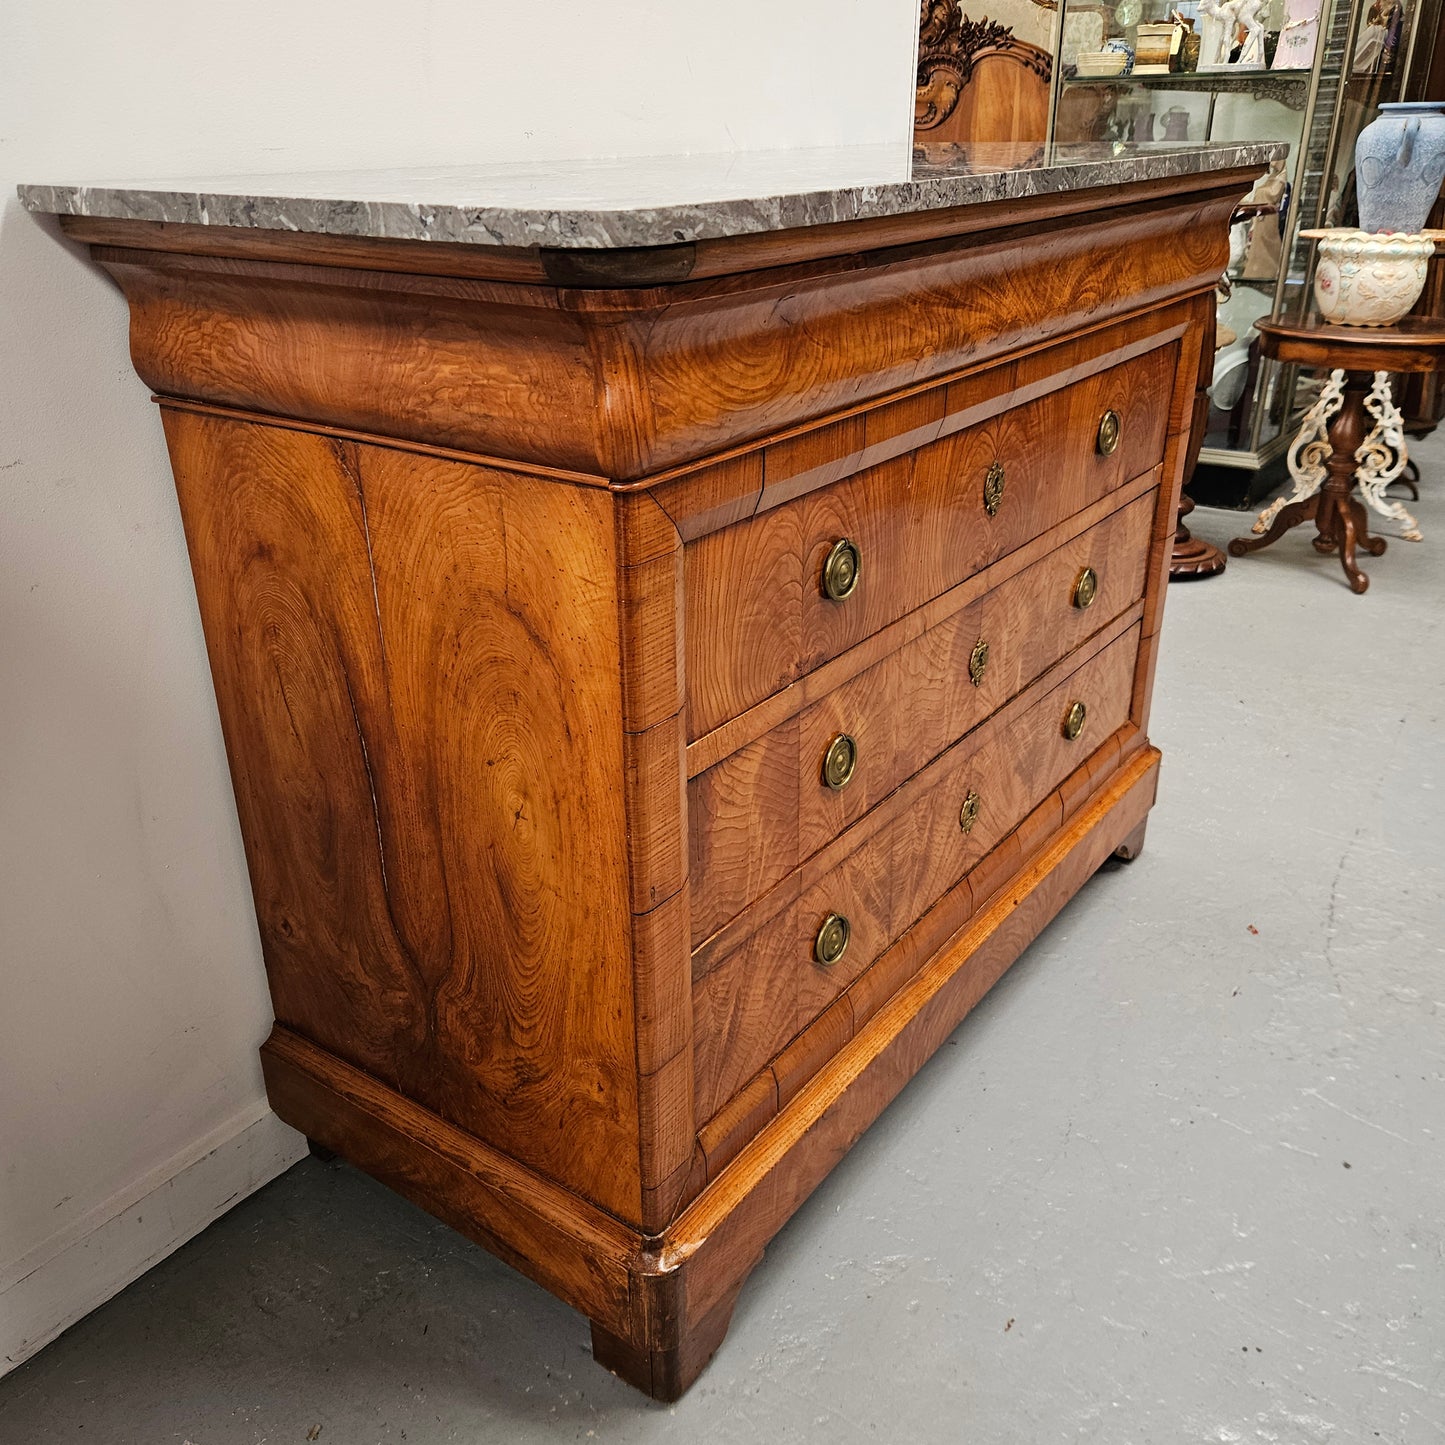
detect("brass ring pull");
top-left (1062, 700), bottom-right (1087, 741)
top-left (814, 912), bottom-right (851, 966)
top-left (983, 461), bottom-right (1006, 517)
top-left (959, 789), bottom-right (981, 835)
top-left (1073, 566), bottom-right (1099, 610)
top-left (1097, 410), bottom-right (1122, 456)
top-left (968, 638), bottom-right (990, 688)
top-left (822, 733), bottom-right (858, 791)
top-left (822, 538), bottom-right (861, 601)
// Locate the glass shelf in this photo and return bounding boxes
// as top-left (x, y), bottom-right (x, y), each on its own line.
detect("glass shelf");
top-left (1062, 71), bottom-right (1310, 89)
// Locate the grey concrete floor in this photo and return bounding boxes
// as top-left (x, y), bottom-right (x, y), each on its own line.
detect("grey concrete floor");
top-left (3, 445), bottom-right (1443, 1445)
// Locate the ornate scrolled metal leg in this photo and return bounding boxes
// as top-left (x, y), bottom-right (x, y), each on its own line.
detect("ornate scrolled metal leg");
top-left (1390, 457), bottom-right (1420, 501)
top-left (1252, 370), bottom-right (1345, 534)
top-left (1354, 371), bottom-right (1421, 541)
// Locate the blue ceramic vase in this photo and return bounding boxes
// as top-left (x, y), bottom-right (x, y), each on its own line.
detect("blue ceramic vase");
top-left (1355, 101), bottom-right (1445, 233)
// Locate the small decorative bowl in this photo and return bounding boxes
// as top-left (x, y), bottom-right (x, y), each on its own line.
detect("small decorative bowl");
top-left (1303, 228), bottom-right (1436, 327)
top-left (1076, 50), bottom-right (1129, 76)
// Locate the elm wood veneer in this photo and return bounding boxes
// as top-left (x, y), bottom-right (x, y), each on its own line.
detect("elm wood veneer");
top-left (59, 166), bottom-right (1253, 1400)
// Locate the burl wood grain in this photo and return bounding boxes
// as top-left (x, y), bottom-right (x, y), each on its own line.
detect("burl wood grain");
top-left (689, 487), bottom-right (1157, 945)
top-left (690, 618), bottom-right (1143, 1121)
top-left (162, 409), bottom-right (644, 1221)
top-left (684, 343), bottom-right (1175, 739)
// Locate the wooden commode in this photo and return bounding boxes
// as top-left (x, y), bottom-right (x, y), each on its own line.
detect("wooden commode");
top-left (20, 141), bottom-right (1279, 1399)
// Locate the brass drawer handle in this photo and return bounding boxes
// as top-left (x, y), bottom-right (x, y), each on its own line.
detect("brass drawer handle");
top-left (968, 638), bottom-right (990, 688)
top-left (1097, 409), bottom-right (1122, 456)
top-left (1062, 700), bottom-right (1087, 741)
top-left (814, 912), bottom-right (851, 966)
top-left (822, 538), bottom-right (861, 601)
top-left (1073, 566), bottom-right (1099, 610)
top-left (822, 733), bottom-right (858, 791)
top-left (983, 461), bottom-right (1006, 517)
top-left (959, 789), bottom-right (981, 835)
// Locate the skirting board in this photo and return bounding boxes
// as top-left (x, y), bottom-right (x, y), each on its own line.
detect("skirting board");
top-left (0, 1104), bottom-right (306, 1375)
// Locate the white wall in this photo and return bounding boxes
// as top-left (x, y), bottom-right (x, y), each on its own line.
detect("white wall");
top-left (0, 0), bottom-right (918, 1373)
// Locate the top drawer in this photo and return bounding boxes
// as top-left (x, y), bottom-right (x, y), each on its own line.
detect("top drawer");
top-left (685, 343), bottom-right (1176, 739)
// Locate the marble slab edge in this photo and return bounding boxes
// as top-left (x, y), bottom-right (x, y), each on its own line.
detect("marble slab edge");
top-left (18, 143), bottom-right (1287, 251)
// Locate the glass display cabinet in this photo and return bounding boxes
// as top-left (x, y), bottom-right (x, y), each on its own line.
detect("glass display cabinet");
top-left (1045, 0), bottom-right (1437, 501)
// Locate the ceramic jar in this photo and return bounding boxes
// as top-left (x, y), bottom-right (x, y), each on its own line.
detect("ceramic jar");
top-left (1355, 102), bottom-right (1445, 233)
top-left (1160, 107), bottom-right (1191, 142)
top-left (1309, 229), bottom-right (1435, 326)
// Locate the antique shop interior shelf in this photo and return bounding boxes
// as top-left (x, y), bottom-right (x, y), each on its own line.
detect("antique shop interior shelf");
top-left (22, 143), bottom-right (1278, 1400)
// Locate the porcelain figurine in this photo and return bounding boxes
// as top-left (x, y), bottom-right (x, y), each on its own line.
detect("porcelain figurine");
top-left (1355, 102), bottom-right (1445, 234)
top-left (1197, 0), bottom-right (1236, 69)
top-left (1307, 228), bottom-right (1435, 327)
top-left (1235, 0), bottom-right (1267, 68)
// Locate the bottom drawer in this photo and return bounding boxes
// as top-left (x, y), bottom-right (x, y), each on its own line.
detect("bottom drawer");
top-left (692, 620), bottom-right (1142, 1122)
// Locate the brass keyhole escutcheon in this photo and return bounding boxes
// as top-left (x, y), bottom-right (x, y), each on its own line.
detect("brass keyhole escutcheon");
top-left (822, 538), bottom-right (861, 601)
top-left (822, 733), bottom-right (858, 791)
top-left (969, 638), bottom-right (990, 688)
top-left (1096, 409), bottom-right (1122, 456)
top-left (814, 912), bottom-right (851, 966)
top-left (1073, 566), bottom-right (1099, 610)
top-left (959, 789), bottom-right (981, 835)
top-left (983, 461), bottom-right (1006, 517)
top-left (1062, 700), bottom-right (1087, 741)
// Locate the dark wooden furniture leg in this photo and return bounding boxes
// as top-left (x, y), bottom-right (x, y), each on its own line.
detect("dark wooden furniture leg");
top-left (1171, 493), bottom-right (1228, 579)
top-left (1113, 819), bottom-right (1149, 860)
top-left (1229, 370), bottom-right (1384, 594)
top-left (1171, 295), bottom-right (1227, 580)
top-left (590, 1271), bottom-right (753, 1402)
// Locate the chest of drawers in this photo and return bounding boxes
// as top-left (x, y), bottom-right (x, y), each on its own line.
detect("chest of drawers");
top-left (35, 150), bottom-right (1266, 1400)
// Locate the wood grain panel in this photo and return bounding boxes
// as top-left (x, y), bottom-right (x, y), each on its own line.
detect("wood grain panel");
top-left (692, 822), bottom-right (894, 1121)
top-left (161, 409), bottom-right (644, 1220)
top-left (685, 345), bottom-right (1175, 738)
top-left (685, 467), bottom-right (1160, 777)
top-left (689, 488), bottom-right (1156, 943)
top-left (641, 304), bottom-right (1191, 545)
top-left (262, 1027), bottom-right (640, 1334)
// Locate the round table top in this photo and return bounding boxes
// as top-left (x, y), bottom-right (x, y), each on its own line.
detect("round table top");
top-left (1255, 315), bottom-right (1445, 373)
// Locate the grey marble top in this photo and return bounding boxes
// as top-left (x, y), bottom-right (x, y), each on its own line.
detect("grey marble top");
top-left (19, 141), bottom-right (1286, 251)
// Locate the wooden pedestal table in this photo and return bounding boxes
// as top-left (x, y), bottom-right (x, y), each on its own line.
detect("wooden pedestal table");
top-left (1229, 317), bottom-right (1445, 593)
